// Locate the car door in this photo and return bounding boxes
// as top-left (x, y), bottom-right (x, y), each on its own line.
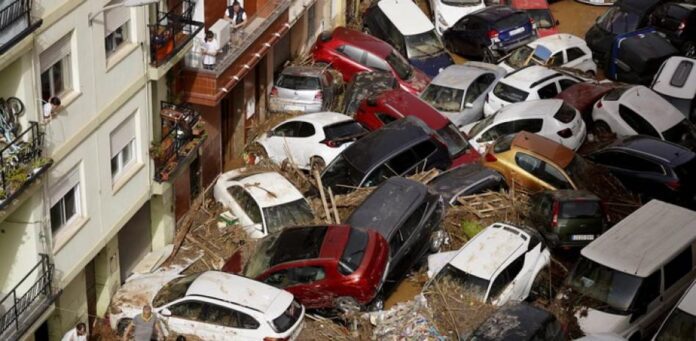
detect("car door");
top-left (514, 152), bottom-right (574, 191)
top-left (161, 300), bottom-right (226, 340)
top-left (618, 104), bottom-right (662, 138)
top-left (292, 121), bottom-right (318, 168)
top-left (387, 203), bottom-right (429, 280)
top-left (335, 45), bottom-right (368, 79)
top-left (536, 81), bottom-right (560, 100)
top-left (463, 73), bottom-right (497, 119)
top-left (266, 121), bottom-right (302, 164)
top-left (489, 255), bottom-right (525, 305)
top-left (591, 150), bottom-right (668, 200)
top-left (565, 47), bottom-right (591, 71)
top-left (198, 302), bottom-right (260, 340)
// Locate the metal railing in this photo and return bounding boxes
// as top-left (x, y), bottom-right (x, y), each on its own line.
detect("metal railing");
top-left (0, 0), bottom-right (30, 31)
top-left (0, 121), bottom-right (47, 208)
top-left (154, 102), bottom-right (202, 182)
top-left (148, 0), bottom-right (204, 67)
top-left (183, 0), bottom-right (289, 75)
top-left (0, 254), bottom-right (55, 340)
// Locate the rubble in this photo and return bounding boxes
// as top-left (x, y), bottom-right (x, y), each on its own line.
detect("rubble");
top-left (368, 295), bottom-right (444, 340)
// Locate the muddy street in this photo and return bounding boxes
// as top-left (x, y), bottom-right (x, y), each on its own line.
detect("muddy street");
top-left (550, 0), bottom-right (608, 37)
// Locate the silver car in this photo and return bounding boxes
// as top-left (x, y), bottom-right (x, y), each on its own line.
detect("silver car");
top-left (420, 62), bottom-right (507, 128)
top-left (269, 66), bottom-right (336, 113)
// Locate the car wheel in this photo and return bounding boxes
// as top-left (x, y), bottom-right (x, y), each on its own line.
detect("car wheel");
top-left (593, 120), bottom-right (612, 137)
top-left (335, 296), bottom-right (361, 314)
top-left (482, 48), bottom-right (496, 63)
top-left (310, 157), bottom-right (326, 173)
top-left (117, 318), bottom-right (132, 336)
top-left (683, 41), bottom-right (696, 58)
top-left (245, 143), bottom-right (268, 165)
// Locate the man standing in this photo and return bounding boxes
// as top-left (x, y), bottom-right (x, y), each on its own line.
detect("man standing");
top-left (61, 322), bottom-right (87, 341)
top-left (201, 31), bottom-right (220, 70)
top-left (122, 305), bottom-right (163, 341)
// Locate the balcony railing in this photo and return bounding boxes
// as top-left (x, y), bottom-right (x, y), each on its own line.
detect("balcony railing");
top-left (183, 0), bottom-right (289, 75)
top-left (0, 121), bottom-right (51, 210)
top-left (0, 0), bottom-right (42, 55)
top-left (0, 254), bottom-right (56, 341)
top-left (148, 0), bottom-right (204, 67)
top-left (152, 102), bottom-right (205, 182)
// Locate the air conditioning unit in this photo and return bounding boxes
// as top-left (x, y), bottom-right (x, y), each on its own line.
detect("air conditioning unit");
top-left (209, 19), bottom-right (230, 47)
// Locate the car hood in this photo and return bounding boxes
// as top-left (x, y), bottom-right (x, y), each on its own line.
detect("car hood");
top-left (434, 2), bottom-right (484, 28)
top-left (111, 271), bottom-right (182, 312)
top-left (577, 307), bottom-right (631, 335)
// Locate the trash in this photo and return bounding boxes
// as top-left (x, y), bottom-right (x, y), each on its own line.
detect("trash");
top-left (367, 295), bottom-right (445, 340)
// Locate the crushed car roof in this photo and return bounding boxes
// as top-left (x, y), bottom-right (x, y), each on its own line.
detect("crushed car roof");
top-left (330, 27), bottom-right (393, 58)
top-left (428, 163), bottom-right (503, 203)
top-left (376, 0), bottom-right (433, 36)
top-left (471, 302), bottom-right (556, 340)
top-left (606, 135), bottom-right (695, 166)
top-left (280, 65), bottom-right (326, 77)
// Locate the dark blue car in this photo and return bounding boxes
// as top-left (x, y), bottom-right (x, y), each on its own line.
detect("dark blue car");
top-left (442, 5), bottom-right (537, 62)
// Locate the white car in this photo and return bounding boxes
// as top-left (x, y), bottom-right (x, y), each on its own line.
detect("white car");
top-left (653, 278), bottom-right (696, 340)
top-left (109, 271), bottom-right (305, 340)
top-left (591, 85), bottom-right (696, 148)
top-left (484, 65), bottom-right (583, 116)
top-left (254, 112), bottom-right (366, 171)
top-left (651, 56), bottom-right (696, 120)
top-left (499, 34), bottom-right (597, 75)
top-left (213, 169), bottom-right (314, 238)
top-left (425, 222), bottom-right (551, 306)
top-left (431, 0), bottom-right (485, 36)
top-left (463, 99), bottom-right (586, 154)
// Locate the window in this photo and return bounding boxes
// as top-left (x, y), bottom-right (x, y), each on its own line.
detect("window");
top-left (297, 122), bottom-right (315, 137)
top-left (227, 186), bottom-right (262, 224)
top-left (540, 162), bottom-right (572, 189)
top-left (559, 79), bottom-right (578, 91)
top-left (516, 152), bottom-right (542, 173)
top-left (110, 115), bottom-right (137, 181)
top-left (488, 255), bottom-right (525, 301)
top-left (386, 148), bottom-right (420, 174)
top-left (40, 34), bottom-right (73, 102)
top-left (104, 7), bottom-right (130, 57)
top-left (412, 140), bottom-right (437, 159)
top-left (537, 83), bottom-right (559, 99)
top-left (273, 122), bottom-right (301, 137)
top-left (464, 73), bottom-right (496, 105)
top-left (635, 271), bottom-right (661, 307)
top-left (619, 105), bottom-right (660, 138)
top-left (482, 119), bottom-right (542, 142)
top-left (664, 247), bottom-right (693, 289)
top-left (549, 52), bottom-right (564, 66)
top-left (399, 203), bottom-right (427, 243)
top-left (376, 112), bottom-right (397, 125)
top-left (566, 47), bottom-right (586, 62)
top-left (670, 60), bottom-right (694, 88)
top-left (264, 266), bottom-right (326, 287)
top-left (337, 45), bottom-right (364, 64)
top-left (202, 304), bottom-right (260, 329)
top-left (50, 185), bottom-right (79, 234)
top-left (169, 301), bottom-right (204, 320)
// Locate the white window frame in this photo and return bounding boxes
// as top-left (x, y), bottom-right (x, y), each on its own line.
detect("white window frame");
top-left (49, 165), bottom-right (84, 250)
top-left (111, 138), bottom-right (135, 180)
top-left (110, 114), bottom-right (138, 185)
top-left (40, 34), bottom-right (74, 101)
top-left (105, 21), bottom-right (130, 57)
top-left (104, 7), bottom-right (131, 58)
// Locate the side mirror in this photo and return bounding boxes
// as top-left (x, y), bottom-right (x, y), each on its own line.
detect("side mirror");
top-left (464, 102), bottom-right (474, 109)
top-left (160, 308), bottom-right (172, 317)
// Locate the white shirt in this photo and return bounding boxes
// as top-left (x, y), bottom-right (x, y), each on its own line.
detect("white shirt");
top-left (202, 38), bottom-right (219, 65)
top-left (61, 328), bottom-right (87, 341)
top-left (43, 102), bottom-right (53, 119)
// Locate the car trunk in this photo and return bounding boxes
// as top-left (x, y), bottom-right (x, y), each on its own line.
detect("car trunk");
top-left (495, 14), bottom-right (534, 46)
top-left (556, 200), bottom-right (605, 243)
top-left (276, 75), bottom-right (321, 104)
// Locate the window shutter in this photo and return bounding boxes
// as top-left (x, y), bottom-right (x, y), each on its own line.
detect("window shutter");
top-left (50, 167), bottom-right (81, 206)
top-left (110, 115), bottom-right (136, 156)
top-left (104, 6), bottom-right (130, 37)
top-left (40, 34), bottom-right (72, 72)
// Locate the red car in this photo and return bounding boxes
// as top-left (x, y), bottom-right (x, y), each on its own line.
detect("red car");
top-left (506, 0), bottom-right (559, 37)
top-left (556, 82), bottom-right (618, 122)
top-left (355, 89), bottom-right (481, 167)
top-left (223, 225), bottom-right (390, 311)
top-left (311, 27), bottom-right (430, 95)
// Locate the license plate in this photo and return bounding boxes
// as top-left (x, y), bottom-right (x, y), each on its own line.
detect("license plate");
top-left (286, 105), bottom-right (303, 112)
top-left (509, 27), bottom-right (525, 36)
top-left (572, 234), bottom-right (595, 241)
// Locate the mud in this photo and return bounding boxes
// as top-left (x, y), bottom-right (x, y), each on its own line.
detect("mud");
top-left (551, 1), bottom-right (608, 38)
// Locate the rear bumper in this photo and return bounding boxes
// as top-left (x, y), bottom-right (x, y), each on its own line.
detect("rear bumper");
top-left (269, 99), bottom-right (323, 113)
top-left (492, 35), bottom-right (537, 55)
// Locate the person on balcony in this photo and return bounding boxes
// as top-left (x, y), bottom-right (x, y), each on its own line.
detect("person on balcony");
top-left (200, 30), bottom-right (220, 70)
top-left (225, 1), bottom-right (247, 29)
top-left (43, 96), bottom-right (61, 121)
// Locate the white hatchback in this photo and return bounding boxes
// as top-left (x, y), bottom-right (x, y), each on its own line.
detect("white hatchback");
top-left (430, 0), bottom-right (485, 36)
top-left (463, 99), bottom-right (586, 154)
top-left (498, 33), bottom-right (597, 75)
top-left (253, 112), bottom-right (366, 171)
top-left (109, 271), bottom-right (305, 340)
top-left (425, 223), bottom-right (551, 306)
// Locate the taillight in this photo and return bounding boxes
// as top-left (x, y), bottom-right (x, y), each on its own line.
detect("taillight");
top-left (315, 91), bottom-right (323, 101)
top-left (484, 152), bottom-right (497, 162)
top-left (270, 87), bottom-right (278, 97)
top-left (551, 201), bottom-right (560, 230)
top-left (322, 139), bottom-right (338, 147)
top-left (666, 179), bottom-right (681, 190)
top-left (678, 21), bottom-right (686, 30)
top-left (487, 29), bottom-right (499, 40)
top-left (557, 128), bottom-right (572, 138)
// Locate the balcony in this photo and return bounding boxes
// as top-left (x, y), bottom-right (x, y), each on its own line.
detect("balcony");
top-left (148, 0), bottom-right (203, 79)
top-left (0, 120), bottom-right (52, 211)
top-left (151, 102), bottom-right (206, 182)
top-left (0, 254), bottom-right (56, 341)
top-left (0, 0), bottom-right (42, 55)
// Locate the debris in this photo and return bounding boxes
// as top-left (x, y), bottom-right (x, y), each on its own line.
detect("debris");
top-left (456, 192), bottom-right (512, 219)
top-left (368, 295), bottom-right (444, 340)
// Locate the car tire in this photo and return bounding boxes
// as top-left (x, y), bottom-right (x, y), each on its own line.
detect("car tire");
top-left (116, 318), bottom-right (132, 336)
top-left (335, 296), bottom-right (361, 314)
top-left (593, 120), bottom-right (612, 137)
top-left (683, 41), bottom-right (696, 58)
top-left (310, 157), bottom-right (326, 173)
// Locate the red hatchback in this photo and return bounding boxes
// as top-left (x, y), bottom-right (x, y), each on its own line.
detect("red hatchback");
top-left (224, 225), bottom-right (389, 311)
top-left (506, 0), bottom-right (559, 37)
top-left (355, 89), bottom-right (481, 167)
top-left (311, 27), bottom-right (430, 95)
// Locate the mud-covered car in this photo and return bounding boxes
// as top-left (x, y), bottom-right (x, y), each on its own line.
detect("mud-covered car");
top-left (108, 271), bottom-right (305, 340)
top-left (269, 66), bottom-right (337, 113)
top-left (342, 71), bottom-right (398, 116)
top-left (427, 163), bottom-right (506, 206)
top-left (469, 302), bottom-right (564, 340)
top-left (605, 28), bottom-right (678, 85)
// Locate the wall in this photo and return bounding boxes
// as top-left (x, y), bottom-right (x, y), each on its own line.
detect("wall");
top-left (47, 269), bottom-right (87, 340)
top-left (0, 194), bottom-right (44, 294)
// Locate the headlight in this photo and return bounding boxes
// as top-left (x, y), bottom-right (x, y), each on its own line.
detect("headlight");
top-left (437, 12), bottom-right (448, 28)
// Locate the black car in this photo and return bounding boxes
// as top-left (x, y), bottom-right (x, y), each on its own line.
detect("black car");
top-left (649, 2), bottom-right (696, 57)
top-left (469, 302), bottom-right (564, 340)
top-left (606, 28), bottom-right (679, 85)
top-left (342, 71), bottom-right (397, 116)
top-left (588, 135), bottom-right (696, 207)
top-left (346, 177), bottom-right (446, 295)
top-left (442, 6), bottom-right (537, 62)
top-left (321, 116), bottom-right (452, 194)
top-left (585, 0), bottom-right (662, 66)
top-left (427, 163), bottom-right (506, 206)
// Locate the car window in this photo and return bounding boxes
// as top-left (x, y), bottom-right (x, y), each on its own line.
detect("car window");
top-left (201, 303), bottom-right (260, 329)
top-left (541, 162), bottom-right (573, 189)
top-left (559, 79), bottom-right (578, 91)
top-left (664, 246), bottom-right (693, 290)
top-left (297, 122), bottom-right (315, 137)
top-left (274, 122), bottom-right (301, 137)
top-left (488, 255), bottom-right (525, 301)
top-left (515, 118), bottom-right (543, 133)
top-left (593, 151), bottom-right (664, 173)
top-left (365, 52), bottom-right (390, 71)
top-left (670, 60), bottom-right (694, 88)
top-left (549, 52), bottom-right (564, 66)
top-left (516, 152), bottom-right (542, 173)
top-left (412, 140), bottom-right (438, 159)
top-left (537, 83), bottom-right (559, 99)
top-left (376, 112), bottom-right (398, 125)
top-left (493, 82), bottom-right (529, 103)
top-left (277, 75), bottom-right (320, 90)
top-left (465, 73), bottom-right (496, 105)
top-left (337, 45), bottom-right (365, 63)
top-left (634, 271), bottom-right (661, 308)
top-left (618, 105), bottom-right (661, 138)
top-left (227, 186), bottom-right (262, 224)
top-left (400, 202), bottom-right (427, 243)
top-left (387, 148), bottom-right (421, 174)
top-left (453, 18), bottom-right (469, 31)
top-left (482, 119), bottom-right (542, 142)
top-left (264, 266), bottom-right (326, 287)
top-left (566, 47), bottom-right (585, 62)
top-left (168, 301), bottom-right (204, 320)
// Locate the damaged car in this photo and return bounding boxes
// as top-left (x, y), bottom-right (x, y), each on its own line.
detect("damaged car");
top-left (651, 56), bottom-right (696, 121)
top-left (499, 33), bottom-right (597, 75)
top-left (425, 222), bottom-right (551, 305)
top-left (347, 177), bottom-right (446, 294)
top-left (604, 28), bottom-right (678, 85)
top-left (469, 302), bottom-right (565, 340)
top-left (427, 163), bottom-right (506, 206)
top-left (342, 71), bottom-right (397, 116)
top-left (269, 66), bottom-right (337, 113)
top-left (213, 169), bottom-right (314, 238)
top-left (226, 225), bottom-right (390, 312)
top-left (108, 271), bottom-right (305, 340)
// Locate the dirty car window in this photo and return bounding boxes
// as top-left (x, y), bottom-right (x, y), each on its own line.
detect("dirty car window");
top-left (262, 199), bottom-right (314, 235)
top-left (340, 228), bottom-right (369, 274)
top-left (152, 274), bottom-right (201, 307)
top-left (433, 264), bottom-right (489, 301)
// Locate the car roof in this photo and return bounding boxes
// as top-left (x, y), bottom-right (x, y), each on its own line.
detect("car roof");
top-left (376, 0), bottom-right (434, 35)
top-left (347, 177), bottom-right (427, 238)
top-left (449, 223), bottom-right (529, 280)
top-left (581, 200), bottom-right (696, 277)
top-left (343, 116), bottom-right (433, 171)
top-left (428, 163), bottom-right (503, 202)
top-left (492, 99), bottom-right (563, 123)
top-left (186, 271), bottom-right (290, 313)
top-left (472, 303), bottom-right (555, 340)
top-left (557, 83), bottom-right (616, 112)
top-left (264, 226), bottom-right (331, 265)
top-left (288, 112), bottom-right (353, 127)
top-left (620, 86), bottom-right (685, 132)
top-left (430, 62), bottom-right (506, 89)
top-left (509, 0), bottom-right (550, 9)
top-left (472, 5), bottom-right (522, 22)
top-left (502, 65), bottom-right (561, 89)
top-left (544, 189), bottom-right (600, 201)
top-left (331, 27), bottom-right (393, 57)
top-left (652, 57), bottom-right (696, 100)
top-left (528, 33), bottom-right (586, 52)
top-left (678, 280), bottom-right (696, 316)
top-left (377, 89), bottom-right (451, 128)
top-left (511, 131), bottom-right (575, 168)
top-left (281, 66), bottom-right (325, 77)
top-left (606, 135), bottom-right (695, 166)
top-left (236, 172), bottom-right (304, 207)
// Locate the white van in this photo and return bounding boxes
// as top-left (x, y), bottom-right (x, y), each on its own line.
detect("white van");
top-left (567, 200), bottom-right (696, 340)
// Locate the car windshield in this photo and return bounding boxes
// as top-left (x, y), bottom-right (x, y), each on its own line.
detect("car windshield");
top-left (244, 232), bottom-right (281, 278)
top-left (152, 274), bottom-right (201, 308)
top-left (433, 264), bottom-right (489, 301)
top-left (322, 155), bottom-right (365, 193)
top-left (339, 228), bottom-right (369, 274)
top-left (437, 123), bottom-right (470, 157)
top-left (386, 52), bottom-right (414, 80)
top-left (277, 75), bottom-right (320, 90)
top-left (506, 46), bottom-right (534, 68)
top-left (494, 12), bottom-right (530, 30)
top-left (654, 308), bottom-right (696, 341)
top-left (262, 199), bottom-right (314, 235)
top-left (662, 95), bottom-right (693, 117)
top-left (597, 7), bottom-right (641, 34)
top-left (272, 300), bottom-right (303, 333)
top-left (560, 201), bottom-right (602, 219)
top-left (493, 82), bottom-right (529, 103)
top-left (527, 9), bottom-right (554, 29)
top-left (662, 119), bottom-right (696, 149)
top-left (468, 114), bottom-right (496, 137)
top-left (405, 30), bottom-right (445, 59)
top-left (324, 121), bottom-right (367, 140)
top-left (421, 84), bottom-right (464, 112)
top-left (568, 257), bottom-right (642, 313)
top-left (442, 0), bottom-right (481, 5)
